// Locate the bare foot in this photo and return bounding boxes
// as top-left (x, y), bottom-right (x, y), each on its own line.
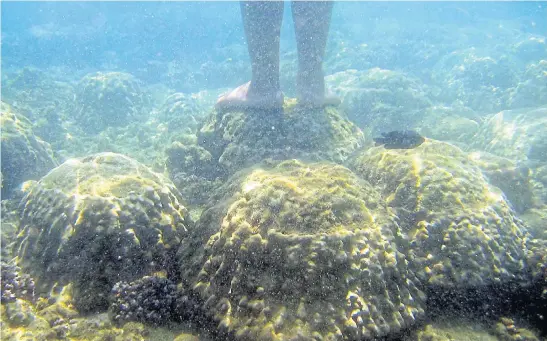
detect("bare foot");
top-left (216, 81), bottom-right (284, 111)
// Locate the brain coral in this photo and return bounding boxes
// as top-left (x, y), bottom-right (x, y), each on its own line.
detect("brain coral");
top-left (74, 72), bottom-right (150, 134)
top-left (197, 101), bottom-right (364, 176)
top-left (0, 102), bottom-right (57, 198)
top-left (15, 152), bottom-right (192, 312)
top-left (349, 140), bottom-right (533, 288)
top-left (177, 159), bottom-right (426, 341)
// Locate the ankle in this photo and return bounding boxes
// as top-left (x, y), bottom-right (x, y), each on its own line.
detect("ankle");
top-left (251, 73), bottom-right (280, 94)
top-left (297, 72), bottom-right (325, 103)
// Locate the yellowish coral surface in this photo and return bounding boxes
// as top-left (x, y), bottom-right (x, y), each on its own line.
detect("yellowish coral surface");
top-left (350, 140), bottom-right (532, 287)
top-left (178, 159), bottom-right (426, 341)
top-left (15, 152), bottom-right (192, 312)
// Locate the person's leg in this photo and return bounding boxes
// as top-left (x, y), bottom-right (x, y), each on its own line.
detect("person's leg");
top-left (292, 1), bottom-right (339, 107)
top-left (216, 1), bottom-right (284, 111)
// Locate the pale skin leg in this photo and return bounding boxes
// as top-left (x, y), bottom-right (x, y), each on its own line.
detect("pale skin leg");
top-left (292, 1), bottom-right (340, 107)
top-left (215, 0), bottom-right (339, 111)
top-left (216, 1), bottom-right (284, 111)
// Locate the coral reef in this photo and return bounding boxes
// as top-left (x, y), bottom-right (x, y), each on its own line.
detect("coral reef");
top-left (431, 48), bottom-right (518, 113)
top-left (1, 306), bottom-right (151, 341)
top-left (53, 91), bottom-right (217, 173)
top-left (156, 91), bottom-right (211, 135)
top-left (74, 72), bottom-right (151, 134)
top-left (0, 274), bottom-right (209, 341)
top-left (177, 159), bottom-right (426, 340)
top-left (349, 139), bottom-right (533, 288)
top-left (512, 35), bottom-right (547, 65)
top-left (2, 8), bottom-right (545, 340)
top-left (470, 106), bottom-right (547, 163)
top-left (507, 59), bottom-right (547, 109)
top-left (197, 100), bottom-right (364, 176)
top-left (1, 200), bottom-right (20, 260)
top-left (493, 317), bottom-right (540, 341)
top-left (417, 105), bottom-right (480, 146)
top-left (467, 151), bottom-right (537, 213)
top-left (14, 152), bottom-right (192, 312)
top-left (326, 68), bottom-right (432, 133)
top-left (0, 102), bottom-right (58, 198)
top-left (55, 117), bottom-right (174, 173)
top-left (166, 143), bottom-right (218, 177)
top-left (109, 275), bottom-right (180, 326)
top-left (174, 333), bottom-right (201, 341)
top-left (407, 321), bottom-right (498, 341)
top-left (3, 299), bottom-right (36, 328)
top-left (468, 107), bottom-right (547, 288)
top-left (0, 280), bottom-right (205, 341)
top-left (1, 67), bottom-right (74, 147)
top-left (0, 262), bottom-right (35, 304)
top-left (1, 67), bottom-right (75, 121)
top-left (166, 142), bottom-right (224, 205)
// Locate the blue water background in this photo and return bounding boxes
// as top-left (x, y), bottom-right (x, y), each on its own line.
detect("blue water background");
top-left (2, 1), bottom-right (546, 93)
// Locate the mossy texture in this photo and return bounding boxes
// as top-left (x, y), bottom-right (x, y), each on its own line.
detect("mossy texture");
top-left (15, 152), bottom-right (192, 312)
top-left (178, 159), bottom-right (426, 341)
top-left (75, 72), bottom-right (150, 134)
top-left (470, 106), bottom-right (547, 163)
top-left (1, 102), bottom-right (58, 198)
top-left (349, 140), bottom-right (532, 288)
top-left (197, 102), bottom-right (364, 176)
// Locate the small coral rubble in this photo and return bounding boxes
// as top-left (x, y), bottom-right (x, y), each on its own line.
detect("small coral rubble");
top-left (0, 262), bottom-right (35, 304)
top-left (110, 275), bottom-right (180, 326)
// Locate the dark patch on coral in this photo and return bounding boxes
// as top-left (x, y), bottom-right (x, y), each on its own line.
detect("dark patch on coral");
top-left (426, 280), bottom-right (546, 336)
top-left (109, 276), bottom-right (180, 326)
top-left (0, 261), bottom-right (35, 303)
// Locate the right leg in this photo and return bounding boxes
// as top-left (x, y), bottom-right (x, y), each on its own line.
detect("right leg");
top-left (216, 1), bottom-right (284, 111)
top-left (292, 1), bottom-right (339, 107)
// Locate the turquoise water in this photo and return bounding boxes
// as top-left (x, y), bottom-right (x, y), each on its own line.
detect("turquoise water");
top-left (2, 2), bottom-right (545, 89)
top-left (1, 2), bottom-right (546, 341)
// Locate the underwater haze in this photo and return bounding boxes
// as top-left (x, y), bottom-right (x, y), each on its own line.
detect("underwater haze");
top-left (1, 1), bottom-right (547, 341)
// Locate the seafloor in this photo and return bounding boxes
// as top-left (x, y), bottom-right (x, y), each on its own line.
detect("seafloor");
top-left (1, 4), bottom-right (546, 341)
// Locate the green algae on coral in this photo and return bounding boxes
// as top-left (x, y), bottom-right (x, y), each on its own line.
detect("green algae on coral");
top-left (177, 159), bottom-right (426, 341)
top-left (1, 102), bottom-right (58, 198)
top-left (197, 100), bottom-right (364, 176)
top-left (405, 320), bottom-right (498, 341)
top-left (467, 151), bottom-right (536, 214)
top-left (75, 72), bottom-right (151, 134)
top-left (494, 317), bottom-right (541, 341)
top-left (470, 106), bottom-right (547, 163)
top-left (166, 142), bottom-right (224, 206)
top-left (14, 152), bottom-right (192, 312)
top-left (349, 139), bottom-right (533, 288)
